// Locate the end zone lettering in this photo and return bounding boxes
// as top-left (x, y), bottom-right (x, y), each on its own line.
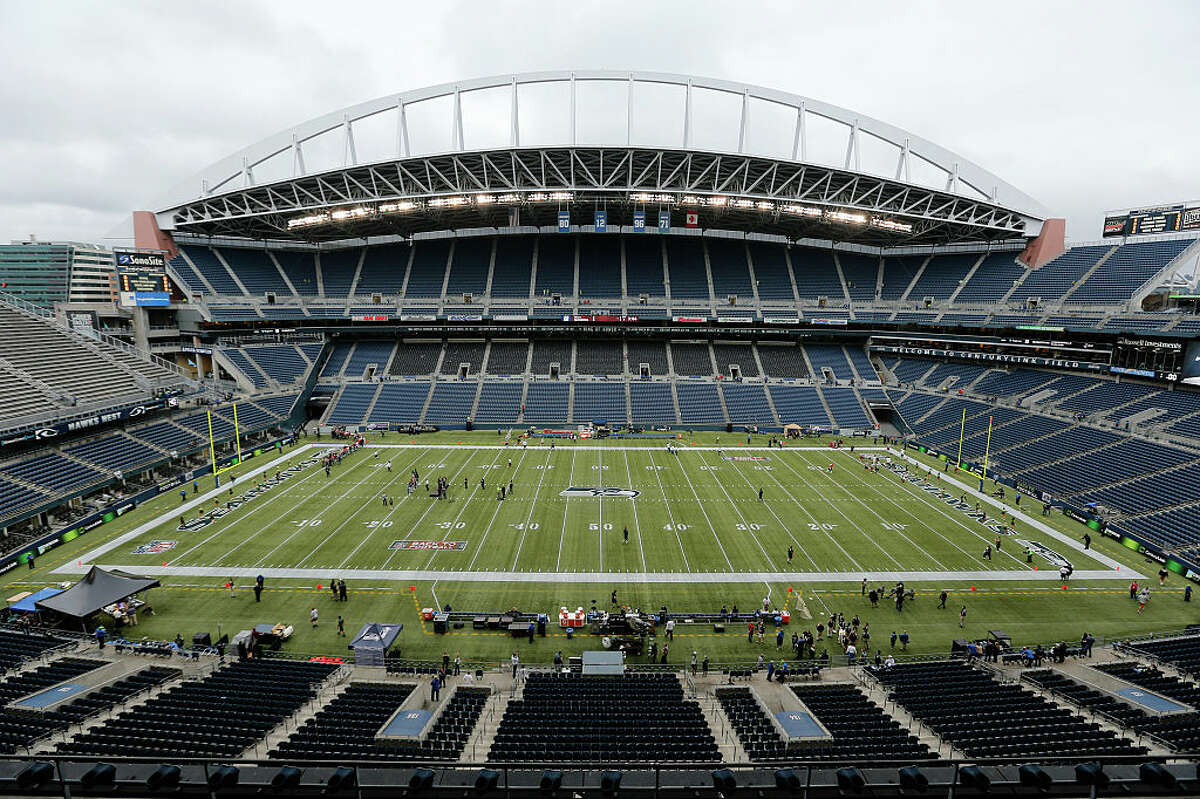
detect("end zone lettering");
top-left (390, 540), bottom-right (468, 551)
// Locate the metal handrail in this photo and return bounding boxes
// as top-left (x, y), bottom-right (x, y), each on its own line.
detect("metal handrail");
top-left (0, 292), bottom-right (235, 395)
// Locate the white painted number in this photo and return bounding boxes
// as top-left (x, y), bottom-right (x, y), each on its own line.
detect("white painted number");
top-left (808, 523), bottom-right (836, 531)
top-left (534, 465), bottom-right (555, 470)
top-left (511, 522), bottom-right (540, 530)
top-left (700, 466), bottom-right (719, 471)
top-left (364, 520), bottom-right (394, 529)
top-left (436, 521), bottom-right (466, 530)
top-left (588, 523), bottom-right (614, 531)
top-left (644, 465), bottom-right (664, 471)
top-left (663, 523), bottom-right (690, 531)
top-left (753, 465), bottom-right (774, 471)
top-left (291, 519), bottom-right (322, 527)
top-left (882, 522), bottom-right (908, 531)
top-left (736, 523), bottom-right (764, 531)
top-left (590, 465), bottom-right (609, 471)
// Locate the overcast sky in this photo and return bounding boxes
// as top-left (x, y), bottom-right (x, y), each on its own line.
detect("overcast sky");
top-left (1, 0), bottom-right (1197, 246)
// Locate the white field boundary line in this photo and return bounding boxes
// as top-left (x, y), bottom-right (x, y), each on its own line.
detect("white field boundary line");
top-left (52, 565), bottom-right (1137, 583)
top-left (361, 444), bottom-right (891, 451)
top-left (63, 444), bottom-right (325, 568)
top-left (891, 448), bottom-right (1134, 574)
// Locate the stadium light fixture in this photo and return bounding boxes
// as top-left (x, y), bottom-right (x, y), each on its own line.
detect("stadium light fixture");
top-left (330, 206), bottom-right (371, 221)
top-left (429, 196), bottom-right (470, 208)
top-left (475, 194), bottom-right (496, 204)
top-left (286, 213), bottom-right (330, 229)
top-left (781, 204), bottom-right (822, 218)
top-left (871, 217), bottom-right (914, 233)
top-left (379, 201), bottom-right (418, 214)
top-left (827, 210), bottom-right (868, 225)
top-left (547, 191), bottom-right (574, 201)
top-left (629, 192), bottom-right (674, 203)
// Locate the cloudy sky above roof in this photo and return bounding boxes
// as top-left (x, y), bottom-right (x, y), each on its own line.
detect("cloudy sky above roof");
top-left (1, 0), bottom-right (1196, 245)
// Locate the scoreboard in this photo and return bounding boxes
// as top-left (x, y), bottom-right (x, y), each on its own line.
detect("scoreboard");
top-left (1103, 203), bottom-right (1200, 237)
top-left (114, 250), bottom-right (170, 307)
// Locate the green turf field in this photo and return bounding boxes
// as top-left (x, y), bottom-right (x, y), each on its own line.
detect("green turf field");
top-left (5, 431), bottom-right (1189, 665)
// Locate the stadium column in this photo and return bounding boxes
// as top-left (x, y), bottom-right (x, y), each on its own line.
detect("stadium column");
top-left (131, 306), bottom-right (151, 352)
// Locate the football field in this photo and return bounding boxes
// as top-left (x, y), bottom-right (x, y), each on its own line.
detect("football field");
top-left (13, 431), bottom-right (1185, 663)
top-left (62, 436), bottom-right (1123, 582)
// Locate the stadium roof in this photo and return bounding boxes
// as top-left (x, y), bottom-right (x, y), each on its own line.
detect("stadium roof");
top-left (154, 71), bottom-right (1049, 247)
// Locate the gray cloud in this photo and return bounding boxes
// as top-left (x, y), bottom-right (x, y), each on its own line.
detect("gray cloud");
top-left (1, 0), bottom-right (1197, 244)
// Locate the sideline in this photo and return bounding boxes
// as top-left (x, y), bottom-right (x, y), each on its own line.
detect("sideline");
top-left (61, 443), bottom-right (325, 568)
top-left (891, 448), bottom-right (1135, 574)
top-left (49, 564), bottom-right (1133, 583)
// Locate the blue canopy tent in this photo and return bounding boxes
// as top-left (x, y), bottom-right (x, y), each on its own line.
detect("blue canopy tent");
top-left (348, 622), bottom-right (402, 666)
top-left (9, 587), bottom-right (64, 613)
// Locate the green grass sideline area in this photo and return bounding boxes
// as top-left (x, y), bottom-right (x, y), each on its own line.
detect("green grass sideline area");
top-left (2, 431), bottom-right (1186, 664)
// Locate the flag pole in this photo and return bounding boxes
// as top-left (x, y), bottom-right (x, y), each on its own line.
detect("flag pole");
top-left (956, 407), bottom-right (966, 470)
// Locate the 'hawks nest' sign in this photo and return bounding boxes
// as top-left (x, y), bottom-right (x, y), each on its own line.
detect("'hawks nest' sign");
top-left (559, 487), bottom-right (641, 499)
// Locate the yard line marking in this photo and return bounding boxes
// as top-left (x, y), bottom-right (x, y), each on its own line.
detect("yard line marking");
top-left (620, 448), bottom-right (647, 573)
top-left (753, 452), bottom-right (863, 569)
top-left (294, 449), bottom-right (428, 567)
top-left (795, 449), bottom-right (970, 569)
top-left (423, 446), bottom-right (514, 569)
top-left (721, 458), bottom-right (820, 571)
top-left (62, 564), bottom-right (1139, 582)
top-left (646, 450), bottom-right (690, 571)
top-left (671, 447), bottom-right (735, 571)
top-left (510, 447), bottom-right (554, 570)
top-left (381, 448), bottom-right (488, 569)
top-left (770, 451), bottom-right (903, 569)
top-left (895, 448), bottom-right (1128, 571)
top-left (332, 447), bottom-right (430, 569)
top-left (461, 447), bottom-right (531, 571)
top-left (167, 447), bottom-right (361, 567)
top-left (852, 451), bottom-right (1028, 569)
top-left (698, 451), bottom-right (774, 568)
top-left (554, 449), bottom-right (577, 572)
top-left (256, 455), bottom-right (396, 568)
top-left (597, 447), bottom-right (604, 572)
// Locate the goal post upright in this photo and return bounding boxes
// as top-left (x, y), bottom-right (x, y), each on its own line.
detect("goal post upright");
top-left (207, 402), bottom-right (245, 481)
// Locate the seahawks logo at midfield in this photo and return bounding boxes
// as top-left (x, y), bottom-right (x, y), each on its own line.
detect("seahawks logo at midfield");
top-left (559, 487), bottom-right (641, 499)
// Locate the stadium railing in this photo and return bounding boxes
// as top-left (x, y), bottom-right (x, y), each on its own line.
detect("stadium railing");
top-left (1, 753), bottom-right (1197, 796)
top-left (0, 292), bottom-right (232, 396)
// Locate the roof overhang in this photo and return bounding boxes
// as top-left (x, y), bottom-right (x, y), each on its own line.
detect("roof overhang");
top-left (153, 71), bottom-right (1048, 247)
